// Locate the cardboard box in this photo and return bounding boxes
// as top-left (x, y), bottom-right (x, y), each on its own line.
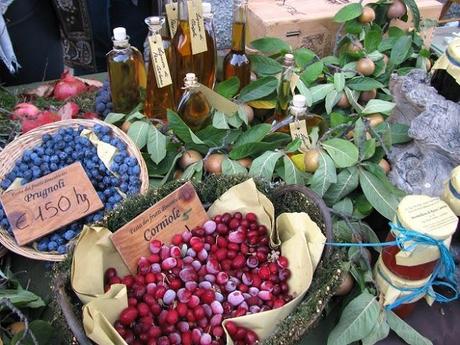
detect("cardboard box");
top-left (248, 0), bottom-right (443, 56)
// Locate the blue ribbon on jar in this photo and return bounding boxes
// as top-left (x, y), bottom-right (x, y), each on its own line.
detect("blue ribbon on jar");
top-left (326, 222), bottom-right (459, 310)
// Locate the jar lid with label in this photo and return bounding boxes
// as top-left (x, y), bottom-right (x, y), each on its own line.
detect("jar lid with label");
top-left (442, 166), bottom-right (460, 217)
top-left (432, 38), bottom-right (460, 84)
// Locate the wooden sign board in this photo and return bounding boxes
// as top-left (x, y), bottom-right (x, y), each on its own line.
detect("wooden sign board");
top-left (0, 162), bottom-right (104, 246)
top-left (111, 182), bottom-right (209, 273)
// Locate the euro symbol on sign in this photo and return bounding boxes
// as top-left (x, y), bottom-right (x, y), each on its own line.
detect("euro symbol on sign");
top-left (182, 208), bottom-right (192, 221)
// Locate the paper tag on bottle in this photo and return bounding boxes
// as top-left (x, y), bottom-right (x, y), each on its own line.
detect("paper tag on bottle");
top-left (187, 0), bottom-right (207, 55)
top-left (165, 2), bottom-right (178, 37)
top-left (290, 120), bottom-right (310, 152)
top-left (148, 35), bottom-right (173, 88)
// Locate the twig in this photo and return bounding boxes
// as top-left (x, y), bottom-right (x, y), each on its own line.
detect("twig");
top-left (202, 130), bottom-right (232, 162)
top-left (325, 64), bottom-right (364, 77)
top-left (0, 298), bottom-right (38, 345)
top-left (368, 124), bottom-right (391, 157)
top-left (270, 114), bottom-right (317, 133)
top-left (319, 123), bottom-right (354, 142)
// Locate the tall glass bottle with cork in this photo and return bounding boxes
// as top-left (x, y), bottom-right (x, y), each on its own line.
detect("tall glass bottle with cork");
top-left (267, 53), bottom-right (295, 131)
top-left (198, 2), bottom-right (217, 89)
top-left (177, 73), bottom-right (211, 131)
top-left (223, 0), bottom-right (251, 91)
top-left (144, 17), bottom-right (175, 122)
top-left (107, 27), bottom-right (147, 113)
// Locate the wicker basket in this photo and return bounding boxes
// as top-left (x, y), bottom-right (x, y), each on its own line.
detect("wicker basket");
top-left (52, 176), bottom-right (345, 345)
top-left (0, 119), bottom-right (149, 262)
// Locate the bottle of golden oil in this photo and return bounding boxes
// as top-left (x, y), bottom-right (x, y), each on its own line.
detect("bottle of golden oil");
top-left (197, 2), bottom-right (217, 89)
top-left (107, 27), bottom-right (147, 113)
top-left (267, 53), bottom-right (295, 132)
top-left (177, 73), bottom-right (211, 131)
top-left (144, 16), bottom-right (175, 122)
top-left (171, 0), bottom-right (196, 104)
top-left (223, 0), bottom-right (251, 91)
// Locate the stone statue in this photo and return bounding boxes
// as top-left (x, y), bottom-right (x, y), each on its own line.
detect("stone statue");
top-left (388, 69), bottom-right (460, 197)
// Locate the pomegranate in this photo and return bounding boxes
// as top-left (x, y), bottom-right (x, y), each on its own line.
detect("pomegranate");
top-left (53, 71), bottom-right (87, 100)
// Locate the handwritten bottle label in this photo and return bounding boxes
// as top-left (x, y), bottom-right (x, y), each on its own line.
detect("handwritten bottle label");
top-left (187, 0), bottom-right (207, 55)
top-left (148, 35), bottom-right (173, 88)
top-left (165, 2), bottom-right (178, 37)
top-left (290, 120), bottom-right (310, 152)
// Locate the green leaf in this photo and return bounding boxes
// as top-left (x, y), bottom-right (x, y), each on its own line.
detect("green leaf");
top-left (321, 138), bottom-right (359, 168)
top-left (249, 151), bottom-right (283, 180)
top-left (181, 161), bottom-right (203, 182)
top-left (379, 37), bottom-right (398, 52)
top-left (390, 36), bottom-right (412, 65)
top-left (362, 99), bottom-right (395, 115)
top-left (250, 55), bottom-right (283, 75)
top-left (127, 121), bottom-right (149, 149)
top-left (215, 77), bottom-right (240, 99)
top-left (237, 105), bottom-right (249, 125)
top-left (212, 111), bottom-right (230, 129)
top-left (310, 84), bottom-right (335, 104)
top-left (226, 112), bottom-right (243, 128)
top-left (104, 112), bottom-right (125, 124)
top-left (250, 37), bottom-right (291, 54)
top-left (239, 76), bottom-right (278, 103)
top-left (222, 157), bottom-right (247, 175)
top-left (386, 310), bottom-right (433, 345)
top-left (362, 138), bottom-right (376, 161)
top-left (309, 151), bottom-right (337, 197)
top-left (334, 72), bottom-right (345, 92)
top-left (147, 125), bottom-right (167, 164)
top-left (345, 19), bottom-right (364, 35)
top-left (359, 168), bottom-right (400, 220)
top-left (294, 48), bottom-right (316, 68)
top-left (0, 289), bottom-right (45, 309)
top-left (11, 320), bottom-right (54, 345)
top-left (324, 167), bottom-right (359, 205)
top-left (403, 0), bottom-right (421, 30)
top-left (285, 139), bottom-right (302, 153)
top-left (333, 198), bottom-right (353, 216)
top-left (196, 127), bottom-right (241, 147)
top-left (367, 50), bottom-right (384, 62)
top-left (388, 123), bottom-right (411, 144)
top-left (167, 110), bottom-right (207, 148)
top-left (282, 156), bottom-right (305, 185)
top-left (301, 61), bottom-right (324, 85)
top-left (296, 79), bottom-right (313, 107)
top-left (126, 111), bottom-right (146, 121)
top-left (325, 90), bottom-right (339, 114)
top-left (234, 124), bottom-right (271, 147)
top-left (159, 152), bottom-right (182, 186)
top-left (334, 3), bottom-right (363, 23)
top-left (364, 25), bottom-right (383, 53)
top-left (230, 141), bottom-right (285, 160)
top-left (345, 87), bottom-right (364, 114)
top-left (331, 112), bottom-right (351, 127)
top-left (347, 77), bottom-right (384, 91)
top-left (362, 317), bottom-right (390, 345)
top-left (342, 62), bottom-right (357, 78)
top-left (388, 26), bottom-right (406, 39)
top-left (327, 291), bottom-right (380, 345)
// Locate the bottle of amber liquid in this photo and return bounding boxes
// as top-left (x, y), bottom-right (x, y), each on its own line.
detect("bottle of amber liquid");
top-left (171, 0), bottom-right (196, 104)
top-left (177, 73), bottom-right (211, 131)
top-left (107, 27), bottom-right (147, 113)
top-left (267, 53), bottom-right (295, 131)
top-left (223, 0), bottom-right (251, 91)
top-left (431, 39), bottom-right (460, 103)
top-left (144, 17), bottom-right (175, 122)
top-left (198, 2), bottom-right (217, 89)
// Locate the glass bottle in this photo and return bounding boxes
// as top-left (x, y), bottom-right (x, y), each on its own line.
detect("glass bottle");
top-left (177, 73), bottom-right (211, 131)
top-left (107, 27), bottom-right (147, 114)
top-left (171, 0), bottom-right (196, 104)
top-left (431, 39), bottom-right (460, 103)
top-left (266, 53), bottom-right (295, 131)
top-left (197, 2), bottom-right (217, 89)
top-left (223, 0), bottom-right (251, 91)
top-left (144, 17), bottom-right (175, 122)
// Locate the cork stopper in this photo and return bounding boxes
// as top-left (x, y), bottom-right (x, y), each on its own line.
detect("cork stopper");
top-left (145, 16), bottom-right (164, 32)
top-left (184, 73), bottom-right (198, 87)
top-left (113, 27), bottom-right (127, 41)
top-left (292, 95), bottom-right (306, 108)
top-left (202, 2), bottom-right (212, 16)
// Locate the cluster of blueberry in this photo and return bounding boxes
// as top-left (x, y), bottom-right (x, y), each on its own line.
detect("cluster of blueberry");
top-left (0, 124), bottom-right (142, 254)
top-left (95, 80), bottom-right (113, 118)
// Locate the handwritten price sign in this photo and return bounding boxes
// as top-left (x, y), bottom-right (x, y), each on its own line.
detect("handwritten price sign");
top-left (0, 162), bottom-right (104, 246)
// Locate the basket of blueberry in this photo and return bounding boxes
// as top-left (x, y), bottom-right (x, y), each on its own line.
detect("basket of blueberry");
top-left (0, 119), bottom-right (149, 261)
